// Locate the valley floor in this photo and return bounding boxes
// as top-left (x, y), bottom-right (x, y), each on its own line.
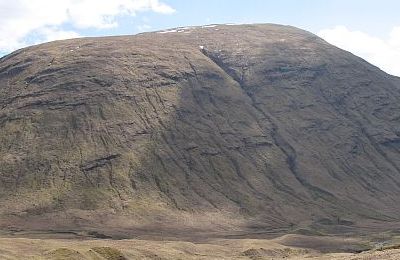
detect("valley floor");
top-left (1, 233), bottom-right (400, 259)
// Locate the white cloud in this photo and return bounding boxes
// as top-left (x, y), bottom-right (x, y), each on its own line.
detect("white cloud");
top-left (38, 27), bottom-right (81, 43)
top-left (318, 26), bottom-right (400, 76)
top-left (65, 0), bottom-right (175, 29)
top-left (136, 24), bottom-right (152, 32)
top-left (0, 0), bottom-right (175, 54)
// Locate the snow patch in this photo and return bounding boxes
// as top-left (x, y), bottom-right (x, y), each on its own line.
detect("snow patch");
top-left (158, 29), bottom-right (178, 34)
top-left (202, 25), bottom-right (217, 28)
top-left (158, 27), bottom-right (193, 34)
top-left (199, 45), bottom-right (204, 50)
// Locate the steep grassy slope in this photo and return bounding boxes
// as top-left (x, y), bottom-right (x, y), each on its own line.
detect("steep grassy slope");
top-left (1, 24), bottom-right (400, 233)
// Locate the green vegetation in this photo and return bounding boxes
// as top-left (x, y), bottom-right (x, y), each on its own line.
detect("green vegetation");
top-left (91, 247), bottom-right (127, 260)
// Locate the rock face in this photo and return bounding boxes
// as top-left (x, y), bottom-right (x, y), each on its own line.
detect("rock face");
top-left (1, 24), bottom-right (400, 232)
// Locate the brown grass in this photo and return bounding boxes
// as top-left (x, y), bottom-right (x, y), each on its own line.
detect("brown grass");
top-left (0, 234), bottom-right (400, 259)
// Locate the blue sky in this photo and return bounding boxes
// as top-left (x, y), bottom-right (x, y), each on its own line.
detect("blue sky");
top-left (1, 0), bottom-right (400, 75)
top-left (132, 0), bottom-right (400, 37)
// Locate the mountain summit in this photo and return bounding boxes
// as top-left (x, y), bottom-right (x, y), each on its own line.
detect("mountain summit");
top-left (1, 24), bottom-right (400, 235)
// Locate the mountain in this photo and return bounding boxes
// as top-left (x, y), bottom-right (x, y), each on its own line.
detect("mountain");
top-left (1, 24), bottom-right (400, 235)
